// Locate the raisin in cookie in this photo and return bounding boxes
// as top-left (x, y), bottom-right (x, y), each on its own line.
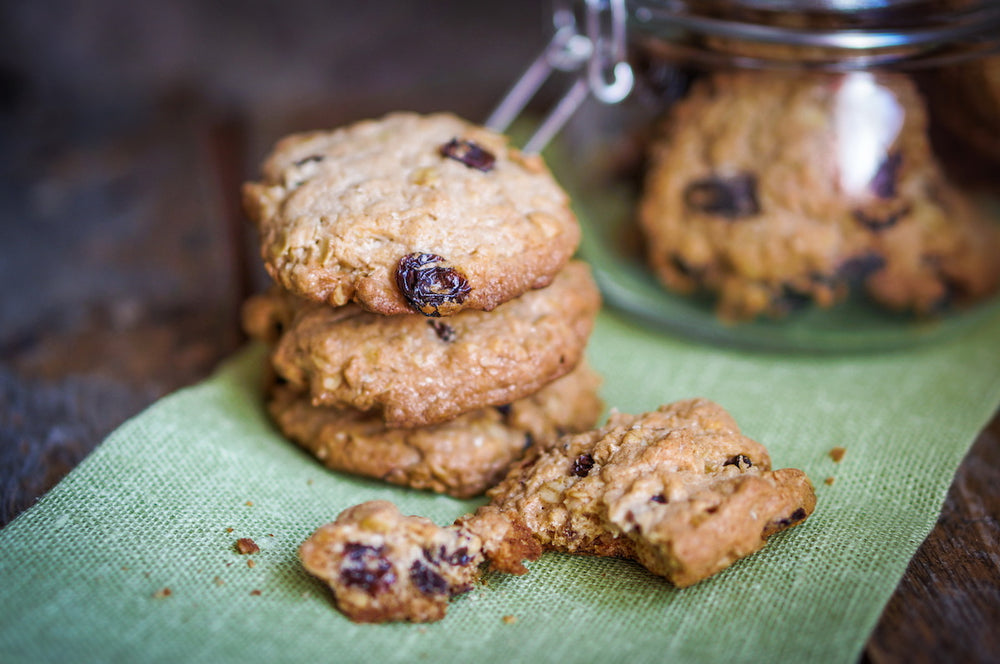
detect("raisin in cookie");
top-left (267, 362), bottom-right (603, 498)
top-left (300, 399), bottom-right (816, 622)
top-left (242, 112), bottom-right (580, 316)
top-left (858, 168), bottom-right (1000, 314)
top-left (299, 501), bottom-right (489, 623)
top-left (639, 69), bottom-right (1000, 319)
top-left (484, 398), bottom-right (816, 587)
top-left (244, 261), bottom-right (600, 428)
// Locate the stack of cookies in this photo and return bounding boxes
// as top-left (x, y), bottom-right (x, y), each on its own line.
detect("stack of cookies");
top-left (638, 69), bottom-right (1000, 320)
top-left (240, 112), bottom-right (603, 498)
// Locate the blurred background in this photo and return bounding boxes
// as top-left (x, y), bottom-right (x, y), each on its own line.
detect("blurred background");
top-left (0, 0), bottom-right (549, 524)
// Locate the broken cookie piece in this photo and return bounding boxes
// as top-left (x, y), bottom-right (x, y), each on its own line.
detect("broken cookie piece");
top-left (485, 398), bottom-right (817, 587)
top-left (299, 501), bottom-right (489, 623)
top-left (301, 399), bottom-right (816, 622)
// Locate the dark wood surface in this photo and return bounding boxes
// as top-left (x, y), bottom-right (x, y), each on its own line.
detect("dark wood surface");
top-left (1, 2), bottom-right (997, 661)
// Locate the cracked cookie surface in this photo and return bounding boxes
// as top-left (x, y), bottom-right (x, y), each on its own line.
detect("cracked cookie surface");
top-left (244, 261), bottom-right (601, 428)
top-left (485, 398), bottom-right (817, 587)
top-left (242, 111), bottom-right (580, 315)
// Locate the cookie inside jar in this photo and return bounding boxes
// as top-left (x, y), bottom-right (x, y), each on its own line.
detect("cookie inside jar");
top-left (559, 0), bottom-right (1000, 351)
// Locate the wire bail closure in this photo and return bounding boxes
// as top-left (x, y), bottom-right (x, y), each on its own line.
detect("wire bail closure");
top-left (485, 0), bottom-right (635, 154)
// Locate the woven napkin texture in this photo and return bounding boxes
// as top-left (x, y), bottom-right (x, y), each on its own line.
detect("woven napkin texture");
top-left (1, 308), bottom-right (998, 664)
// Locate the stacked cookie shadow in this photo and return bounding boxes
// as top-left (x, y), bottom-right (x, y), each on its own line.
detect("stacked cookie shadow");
top-left (240, 112), bottom-right (603, 498)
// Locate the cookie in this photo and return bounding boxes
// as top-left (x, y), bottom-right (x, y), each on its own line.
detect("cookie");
top-left (299, 501), bottom-right (488, 623)
top-left (267, 362), bottom-right (603, 498)
top-left (485, 398), bottom-right (817, 587)
top-left (638, 69), bottom-right (1000, 319)
top-left (242, 112), bottom-right (581, 316)
top-left (300, 399), bottom-right (816, 622)
top-left (244, 261), bottom-right (601, 428)
top-left (854, 154), bottom-right (1000, 314)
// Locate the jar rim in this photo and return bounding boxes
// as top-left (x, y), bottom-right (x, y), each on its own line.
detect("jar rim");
top-left (628, 0), bottom-right (1000, 68)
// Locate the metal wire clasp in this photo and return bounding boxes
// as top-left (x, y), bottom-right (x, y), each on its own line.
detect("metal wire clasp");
top-left (485, 0), bottom-right (635, 154)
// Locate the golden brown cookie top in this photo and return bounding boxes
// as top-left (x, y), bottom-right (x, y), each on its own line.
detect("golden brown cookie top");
top-left (243, 112), bottom-right (580, 315)
top-left (246, 261), bottom-right (601, 428)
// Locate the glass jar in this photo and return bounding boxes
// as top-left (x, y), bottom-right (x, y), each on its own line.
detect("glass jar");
top-left (546, 0), bottom-right (1000, 351)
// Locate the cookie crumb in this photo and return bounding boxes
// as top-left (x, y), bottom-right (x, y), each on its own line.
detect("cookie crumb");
top-left (214, 576), bottom-right (225, 586)
top-left (152, 587), bottom-right (172, 599)
top-left (250, 589), bottom-right (262, 596)
top-left (502, 615), bottom-right (517, 624)
top-left (247, 560), bottom-right (256, 569)
top-left (235, 538), bottom-right (260, 555)
top-left (225, 527), bottom-right (234, 533)
top-left (245, 501), bottom-right (254, 507)
top-left (829, 447), bottom-right (847, 463)
top-left (824, 477), bottom-right (835, 486)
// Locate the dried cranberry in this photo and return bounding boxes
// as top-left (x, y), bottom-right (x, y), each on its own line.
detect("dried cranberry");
top-left (440, 138), bottom-right (496, 172)
top-left (869, 151), bottom-right (902, 199)
top-left (571, 453), bottom-right (595, 477)
top-left (683, 173), bottom-right (760, 219)
top-left (340, 543), bottom-right (395, 593)
top-left (723, 454), bottom-right (753, 469)
top-left (395, 253), bottom-right (471, 317)
top-left (410, 560), bottom-right (448, 596)
top-left (428, 319), bottom-right (457, 342)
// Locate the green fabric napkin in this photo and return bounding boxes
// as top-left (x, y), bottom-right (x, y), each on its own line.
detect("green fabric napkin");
top-left (1, 308), bottom-right (998, 664)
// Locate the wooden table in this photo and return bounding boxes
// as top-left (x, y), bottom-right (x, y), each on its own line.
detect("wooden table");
top-left (1, 2), bottom-right (997, 661)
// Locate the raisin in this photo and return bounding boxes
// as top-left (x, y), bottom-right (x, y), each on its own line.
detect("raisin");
top-left (723, 454), bottom-right (753, 469)
top-left (837, 252), bottom-right (886, 284)
top-left (428, 319), bottom-right (457, 342)
top-left (571, 453), bottom-right (595, 477)
top-left (771, 507), bottom-right (808, 529)
top-left (340, 543), bottom-right (395, 593)
top-left (410, 559), bottom-right (449, 596)
top-left (869, 151), bottom-right (902, 199)
top-left (650, 494), bottom-right (668, 504)
top-left (683, 173), bottom-right (760, 219)
top-left (293, 154), bottom-right (325, 168)
top-left (852, 207), bottom-right (908, 232)
top-left (495, 404), bottom-right (512, 417)
top-left (440, 138), bottom-right (496, 172)
top-left (772, 284), bottom-right (813, 314)
top-left (444, 547), bottom-right (472, 566)
top-left (522, 432), bottom-right (535, 451)
top-left (395, 253), bottom-right (471, 317)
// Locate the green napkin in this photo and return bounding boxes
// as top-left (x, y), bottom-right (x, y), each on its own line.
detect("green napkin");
top-left (1, 308), bottom-right (998, 664)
